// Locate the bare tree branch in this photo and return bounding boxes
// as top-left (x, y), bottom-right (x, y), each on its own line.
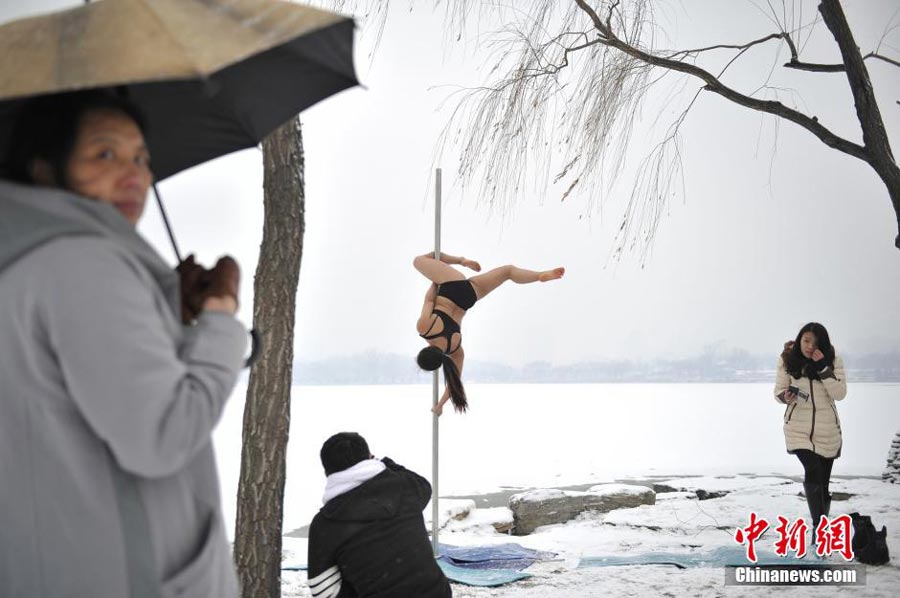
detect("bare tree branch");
top-left (783, 59), bottom-right (845, 72)
top-left (429, 0), bottom-right (899, 254)
top-left (664, 32), bottom-right (785, 60)
top-left (868, 52), bottom-right (900, 69)
top-left (784, 51), bottom-right (900, 72)
top-left (573, 0), bottom-right (867, 162)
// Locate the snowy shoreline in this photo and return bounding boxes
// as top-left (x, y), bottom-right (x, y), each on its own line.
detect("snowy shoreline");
top-left (281, 473), bottom-right (900, 597)
top-left (284, 473), bottom-right (886, 538)
top-left (207, 383), bottom-right (899, 595)
top-left (215, 382), bottom-right (900, 536)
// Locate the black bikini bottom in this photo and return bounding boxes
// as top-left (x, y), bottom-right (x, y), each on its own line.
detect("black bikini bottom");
top-left (437, 279), bottom-right (477, 310)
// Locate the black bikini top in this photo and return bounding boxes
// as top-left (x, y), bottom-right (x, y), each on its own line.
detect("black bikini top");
top-left (419, 309), bottom-right (461, 354)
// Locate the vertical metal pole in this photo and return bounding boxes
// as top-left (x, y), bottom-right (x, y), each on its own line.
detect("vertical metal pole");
top-left (432, 168), bottom-right (441, 556)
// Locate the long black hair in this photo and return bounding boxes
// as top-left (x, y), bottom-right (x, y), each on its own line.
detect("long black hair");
top-left (417, 346), bottom-right (468, 413)
top-left (783, 322), bottom-right (835, 379)
top-left (1, 90), bottom-right (148, 187)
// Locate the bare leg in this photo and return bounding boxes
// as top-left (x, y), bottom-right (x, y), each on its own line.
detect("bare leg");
top-left (413, 255), bottom-right (466, 284)
top-left (469, 265), bottom-right (565, 300)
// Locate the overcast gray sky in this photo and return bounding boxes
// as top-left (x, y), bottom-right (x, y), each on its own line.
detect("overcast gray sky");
top-left (3, 0), bottom-right (899, 366)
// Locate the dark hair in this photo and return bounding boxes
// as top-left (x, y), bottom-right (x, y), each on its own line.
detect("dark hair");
top-left (416, 345), bottom-right (468, 413)
top-left (783, 322), bottom-right (835, 379)
top-left (417, 346), bottom-right (443, 371)
top-left (1, 90), bottom-right (148, 187)
top-left (320, 432), bottom-right (370, 475)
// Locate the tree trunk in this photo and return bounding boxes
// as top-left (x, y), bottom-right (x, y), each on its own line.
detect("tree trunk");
top-left (233, 117), bottom-right (305, 598)
top-left (885, 430), bottom-right (900, 484)
top-left (819, 0), bottom-right (900, 249)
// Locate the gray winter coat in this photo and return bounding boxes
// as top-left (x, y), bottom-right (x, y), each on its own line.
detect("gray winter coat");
top-left (0, 180), bottom-right (247, 598)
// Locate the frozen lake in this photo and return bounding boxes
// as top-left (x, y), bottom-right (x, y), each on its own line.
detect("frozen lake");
top-left (212, 382), bottom-right (899, 536)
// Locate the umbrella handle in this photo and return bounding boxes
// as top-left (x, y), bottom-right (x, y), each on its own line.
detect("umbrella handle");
top-left (154, 182), bottom-right (257, 368)
top-left (245, 328), bottom-right (262, 368)
top-left (152, 182), bottom-right (182, 263)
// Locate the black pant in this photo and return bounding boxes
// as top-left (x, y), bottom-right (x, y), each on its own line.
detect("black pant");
top-left (795, 449), bottom-right (834, 494)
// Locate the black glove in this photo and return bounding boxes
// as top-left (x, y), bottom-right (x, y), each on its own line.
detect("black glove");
top-left (206, 256), bottom-right (240, 304)
top-left (176, 254), bottom-right (210, 324)
top-left (176, 255), bottom-right (241, 324)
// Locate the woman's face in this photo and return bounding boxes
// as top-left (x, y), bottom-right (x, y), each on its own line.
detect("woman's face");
top-left (64, 109), bottom-right (152, 225)
top-left (799, 331), bottom-right (818, 359)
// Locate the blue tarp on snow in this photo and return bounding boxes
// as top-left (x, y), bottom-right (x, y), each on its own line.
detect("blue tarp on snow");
top-left (437, 560), bottom-right (532, 587)
top-left (578, 545), bottom-right (824, 569)
top-left (282, 542), bottom-right (554, 588)
top-left (435, 542), bottom-right (556, 586)
top-left (438, 542), bottom-right (555, 570)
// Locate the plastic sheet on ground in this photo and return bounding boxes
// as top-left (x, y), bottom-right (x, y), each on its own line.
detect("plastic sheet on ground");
top-left (578, 545), bottom-right (827, 569)
top-left (438, 542), bottom-right (556, 570)
top-left (437, 560), bottom-right (532, 587)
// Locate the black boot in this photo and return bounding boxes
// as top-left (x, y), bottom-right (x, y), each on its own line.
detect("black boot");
top-left (804, 482), bottom-right (825, 556)
top-left (823, 492), bottom-right (832, 517)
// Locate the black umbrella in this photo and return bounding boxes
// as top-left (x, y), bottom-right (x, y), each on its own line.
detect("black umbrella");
top-left (0, 0), bottom-right (357, 180)
top-left (0, 0), bottom-right (359, 364)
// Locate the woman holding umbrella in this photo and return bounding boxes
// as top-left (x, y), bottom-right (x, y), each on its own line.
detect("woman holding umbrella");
top-left (0, 1), bottom-right (357, 595)
top-left (0, 91), bottom-right (246, 597)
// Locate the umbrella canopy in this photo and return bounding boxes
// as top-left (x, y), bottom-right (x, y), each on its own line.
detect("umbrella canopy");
top-left (0, 0), bottom-right (357, 180)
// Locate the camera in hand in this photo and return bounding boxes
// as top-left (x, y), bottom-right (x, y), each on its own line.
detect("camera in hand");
top-left (788, 385), bottom-right (810, 401)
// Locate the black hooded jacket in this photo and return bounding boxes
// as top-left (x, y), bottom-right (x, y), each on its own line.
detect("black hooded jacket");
top-left (307, 458), bottom-right (452, 598)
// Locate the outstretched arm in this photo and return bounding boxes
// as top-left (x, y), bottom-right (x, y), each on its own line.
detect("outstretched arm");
top-left (433, 386), bottom-right (452, 417)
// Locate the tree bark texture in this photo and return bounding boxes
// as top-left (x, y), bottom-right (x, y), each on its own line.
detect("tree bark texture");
top-left (818, 0), bottom-right (900, 249)
top-left (233, 117), bottom-right (305, 598)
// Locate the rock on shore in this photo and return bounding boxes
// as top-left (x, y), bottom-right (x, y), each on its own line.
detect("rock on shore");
top-left (509, 484), bottom-right (655, 535)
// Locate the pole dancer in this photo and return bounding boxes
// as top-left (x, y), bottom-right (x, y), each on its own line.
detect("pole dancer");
top-left (424, 170), bottom-right (563, 555)
top-left (414, 255), bottom-right (564, 415)
top-left (414, 210), bottom-right (565, 416)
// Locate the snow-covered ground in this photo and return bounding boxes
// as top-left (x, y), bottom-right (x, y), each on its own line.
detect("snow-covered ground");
top-left (210, 383), bottom-right (899, 596)
top-left (279, 475), bottom-right (900, 597)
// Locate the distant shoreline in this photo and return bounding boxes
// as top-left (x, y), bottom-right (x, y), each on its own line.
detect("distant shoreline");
top-left (266, 378), bottom-right (900, 386)
top-left (279, 350), bottom-right (900, 385)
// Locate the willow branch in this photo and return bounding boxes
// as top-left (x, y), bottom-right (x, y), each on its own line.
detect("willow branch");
top-left (665, 32), bottom-right (785, 60)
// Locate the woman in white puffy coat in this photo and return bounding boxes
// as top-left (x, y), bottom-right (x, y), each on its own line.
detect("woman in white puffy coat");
top-left (774, 322), bottom-right (847, 541)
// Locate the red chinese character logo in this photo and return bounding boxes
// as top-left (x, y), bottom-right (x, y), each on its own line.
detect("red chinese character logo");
top-left (734, 512), bottom-right (769, 563)
top-left (773, 516), bottom-right (809, 558)
top-left (815, 514), bottom-right (854, 560)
